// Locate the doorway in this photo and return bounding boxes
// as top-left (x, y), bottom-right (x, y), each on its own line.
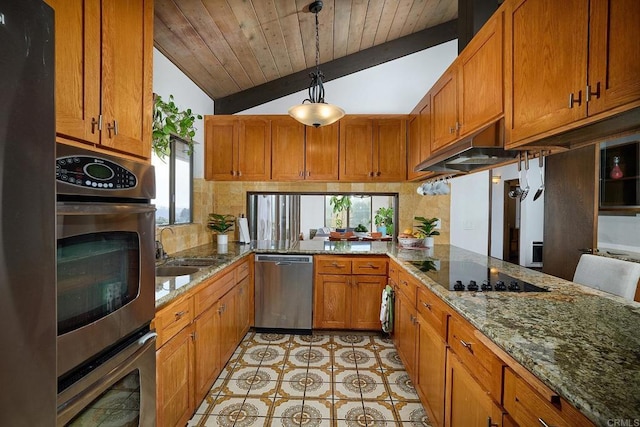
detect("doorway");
top-left (503, 179), bottom-right (521, 263)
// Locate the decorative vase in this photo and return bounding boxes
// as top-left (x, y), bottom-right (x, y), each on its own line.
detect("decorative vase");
top-left (377, 225), bottom-right (387, 235)
top-left (424, 236), bottom-right (435, 248)
top-left (216, 233), bottom-right (228, 245)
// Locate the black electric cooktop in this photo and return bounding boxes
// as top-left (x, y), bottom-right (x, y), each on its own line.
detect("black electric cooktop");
top-left (409, 260), bottom-right (549, 293)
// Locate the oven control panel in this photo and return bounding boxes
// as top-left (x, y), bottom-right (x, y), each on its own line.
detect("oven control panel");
top-left (56, 155), bottom-right (137, 189)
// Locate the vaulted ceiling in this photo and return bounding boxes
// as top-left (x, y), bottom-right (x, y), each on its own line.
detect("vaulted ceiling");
top-left (154, 0), bottom-right (460, 113)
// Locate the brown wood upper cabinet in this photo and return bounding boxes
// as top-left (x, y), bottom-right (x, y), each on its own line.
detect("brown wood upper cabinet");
top-left (271, 117), bottom-right (339, 181)
top-left (46, 0), bottom-right (153, 160)
top-left (505, 0), bottom-right (640, 148)
top-left (407, 98), bottom-right (434, 181)
top-left (431, 10), bottom-right (504, 154)
top-left (204, 116), bottom-right (271, 181)
top-left (339, 116), bottom-right (407, 181)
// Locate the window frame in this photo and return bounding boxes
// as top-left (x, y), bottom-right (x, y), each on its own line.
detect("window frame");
top-left (154, 136), bottom-right (193, 225)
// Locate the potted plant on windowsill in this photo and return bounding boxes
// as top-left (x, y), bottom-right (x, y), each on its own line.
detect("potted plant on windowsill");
top-left (374, 207), bottom-right (393, 236)
top-left (207, 213), bottom-right (235, 245)
top-left (152, 94), bottom-right (202, 159)
top-left (414, 216), bottom-right (440, 248)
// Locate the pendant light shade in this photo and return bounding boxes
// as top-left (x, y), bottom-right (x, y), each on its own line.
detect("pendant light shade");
top-left (288, 1), bottom-right (345, 128)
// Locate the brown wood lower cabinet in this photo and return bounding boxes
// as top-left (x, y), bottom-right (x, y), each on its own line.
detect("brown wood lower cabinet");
top-left (415, 313), bottom-right (446, 427)
top-left (314, 255), bottom-right (387, 329)
top-left (155, 255), bottom-right (254, 427)
top-left (445, 350), bottom-right (505, 427)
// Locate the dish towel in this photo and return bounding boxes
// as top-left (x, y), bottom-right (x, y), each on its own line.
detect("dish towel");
top-left (380, 285), bottom-right (394, 333)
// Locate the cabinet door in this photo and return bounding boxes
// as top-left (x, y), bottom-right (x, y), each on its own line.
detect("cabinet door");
top-left (415, 315), bottom-right (446, 427)
top-left (218, 289), bottom-right (237, 364)
top-left (271, 117), bottom-right (305, 180)
top-left (394, 290), bottom-right (417, 375)
top-left (339, 117), bottom-right (374, 181)
top-left (587, 0), bottom-right (640, 115)
top-left (445, 351), bottom-right (504, 427)
top-left (205, 117), bottom-right (236, 180)
top-left (305, 122), bottom-right (340, 181)
top-left (506, 0), bottom-right (588, 144)
top-left (101, 0), bottom-right (152, 158)
top-left (458, 11), bottom-right (503, 137)
top-left (46, 0), bottom-right (101, 145)
top-left (373, 118), bottom-right (407, 181)
top-left (237, 118), bottom-right (271, 180)
top-left (431, 69), bottom-right (459, 152)
top-left (314, 274), bottom-right (351, 329)
top-left (408, 101), bottom-right (432, 181)
top-left (156, 325), bottom-right (194, 427)
top-left (236, 275), bottom-right (252, 341)
top-left (351, 275), bottom-right (386, 330)
top-left (193, 305), bottom-right (220, 404)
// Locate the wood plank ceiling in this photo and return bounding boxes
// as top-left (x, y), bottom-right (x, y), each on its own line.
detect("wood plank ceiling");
top-left (154, 0), bottom-right (458, 112)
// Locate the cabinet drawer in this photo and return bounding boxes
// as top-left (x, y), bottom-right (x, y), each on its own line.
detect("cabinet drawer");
top-left (194, 269), bottom-right (235, 316)
top-left (448, 315), bottom-right (499, 395)
top-left (397, 270), bottom-right (417, 306)
top-left (316, 257), bottom-right (352, 274)
top-left (236, 258), bottom-right (250, 281)
top-left (155, 296), bottom-right (193, 348)
top-left (352, 257), bottom-right (387, 275)
top-left (416, 286), bottom-right (449, 339)
top-left (503, 368), bottom-right (594, 427)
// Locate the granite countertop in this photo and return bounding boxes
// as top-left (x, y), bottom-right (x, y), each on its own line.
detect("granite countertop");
top-left (155, 241), bottom-right (640, 425)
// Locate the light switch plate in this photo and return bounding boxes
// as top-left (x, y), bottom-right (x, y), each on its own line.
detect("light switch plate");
top-left (434, 219), bottom-right (441, 229)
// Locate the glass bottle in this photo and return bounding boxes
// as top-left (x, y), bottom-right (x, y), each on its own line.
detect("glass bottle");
top-left (610, 156), bottom-right (623, 180)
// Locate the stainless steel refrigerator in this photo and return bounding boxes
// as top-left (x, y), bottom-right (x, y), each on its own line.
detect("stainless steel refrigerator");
top-left (0, 1), bottom-right (56, 425)
top-left (247, 193), bottom-right (301, 243)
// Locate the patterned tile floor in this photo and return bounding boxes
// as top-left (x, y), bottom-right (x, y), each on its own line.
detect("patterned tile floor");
top-left (187, 330), bottom-right (432, 427)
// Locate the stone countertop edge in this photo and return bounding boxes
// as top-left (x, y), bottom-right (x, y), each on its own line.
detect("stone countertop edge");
top-left (154, 241), bottom-right (640, 426)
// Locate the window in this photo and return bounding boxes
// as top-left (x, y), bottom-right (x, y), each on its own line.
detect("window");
top-left (152, 138), bottom-right (193, 225)
top-left (323, 195), bottom-right (394, 230)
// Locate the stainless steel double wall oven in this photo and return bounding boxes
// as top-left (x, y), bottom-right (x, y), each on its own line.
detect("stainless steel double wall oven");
top-left (56, 144), bottom-right (156, 426)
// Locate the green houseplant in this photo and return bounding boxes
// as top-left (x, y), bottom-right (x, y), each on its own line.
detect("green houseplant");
top-left (152, 94), bottom-right (203, 159)
top-left (374, 207), bottom-right (393, 236)
top-left (207, 213), bottom-right (235, 245)
top-left (414, 216), bottom-right (440, 247)
top-left (329, 195), bottom-right (352, 230)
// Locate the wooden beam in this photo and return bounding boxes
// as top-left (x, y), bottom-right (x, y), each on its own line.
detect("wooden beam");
top-left (215, 19), bottom-right (458, 114)
top-left (458, 0), bottom-right (502, 53)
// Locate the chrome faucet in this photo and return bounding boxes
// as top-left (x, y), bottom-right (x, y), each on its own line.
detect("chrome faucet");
top-left (155, 227), bottom-right (174, 260)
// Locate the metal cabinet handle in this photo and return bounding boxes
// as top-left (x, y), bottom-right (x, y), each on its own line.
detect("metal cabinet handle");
top-left (306, 171), bottom-right (310, 177)
top-left (191, 331), bottom-right (197, 341)
top-left (538, 418), bottom-right (551, 427)
top-left (586, 82), bottom-right (600, 102)
top-left (237, 170), bottom-right (242, 177)
top-left (376, 171), bottom-right (381, 177)
top-left (175, 310), bottom-right (187, 319)
top-left (422, 302), bottom-right (432, 310)
top-left (106, 120), bottom-right (118, 137)
top-left (331, 262), bottom-right (345, 268)
top-left (91, 116), bottom-right (102, 134)
top-left (368, 171), bottom-right (374, 177)
top-left (362, 263), bottom-right (379, 269)
top-left (460, 339), bottom-right (472, 351)
top-left (569, 91), bottom-right (582, 108)
top-left (487, 416), bottom-right (498, 427)
top-left (401, 280), bottom-right (408, 286)
top-left (449, 126), bottom-right (455, 134)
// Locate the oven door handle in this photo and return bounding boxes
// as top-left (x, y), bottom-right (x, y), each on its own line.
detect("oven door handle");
top-left (56, 332), bottom-right (157, 425)
top-left (56, 202), bottom-right (155, 216)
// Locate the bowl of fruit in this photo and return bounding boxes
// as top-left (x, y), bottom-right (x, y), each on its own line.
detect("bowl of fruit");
top-left (398, 229), bottom-right (424, 247)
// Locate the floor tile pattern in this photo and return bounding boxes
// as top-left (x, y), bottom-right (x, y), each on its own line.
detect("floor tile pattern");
top-left (187, 331), bottom-right (432, 426)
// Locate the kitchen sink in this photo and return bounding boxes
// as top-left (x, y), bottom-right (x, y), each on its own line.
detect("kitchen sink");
top-left (155, 266), bottom-right (200, 277)
top-left (164, 257), bottom-right (227, 267)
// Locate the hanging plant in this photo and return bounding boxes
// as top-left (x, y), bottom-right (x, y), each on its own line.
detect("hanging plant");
top-left (152, 94), bottom-right (203, 159)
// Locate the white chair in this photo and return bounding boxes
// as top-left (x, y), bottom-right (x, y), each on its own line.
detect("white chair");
top-left (573, 254), bottom-right (640, 301)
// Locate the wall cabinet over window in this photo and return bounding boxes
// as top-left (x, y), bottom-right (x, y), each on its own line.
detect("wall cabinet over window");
top-left (339, 116), bottom-right (407, 182)
top-left (505, 0), bottom-right (640, 148)
top-left (204, 116), bottom-right (271, 181)
top-left (270, 117), bottom-right (339, 181)
top-left (46, 0), bottom-right (153, 160)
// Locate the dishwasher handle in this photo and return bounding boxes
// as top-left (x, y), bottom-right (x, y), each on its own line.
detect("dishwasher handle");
top-left (255, 254), bottom-right (313, 264)
top-left (275, 262), bottom-right (292, 266)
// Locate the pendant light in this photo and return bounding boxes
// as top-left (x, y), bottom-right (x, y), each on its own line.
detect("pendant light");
top-left (288, 1), bottom-right (345, 127)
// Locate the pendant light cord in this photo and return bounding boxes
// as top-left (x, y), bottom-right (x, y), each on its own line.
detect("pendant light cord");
top-left (308, 7), bottom-right (325, 104)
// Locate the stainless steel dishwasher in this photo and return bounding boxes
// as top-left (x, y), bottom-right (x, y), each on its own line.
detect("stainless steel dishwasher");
top-left (254, 254), bottom-right (314, 331)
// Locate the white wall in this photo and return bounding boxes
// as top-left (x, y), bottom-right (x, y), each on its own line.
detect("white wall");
top-left (153, 48), bottom-right (214, 178)
top-left (489, 162), bottom-right (545, 266)
top-left (240, 40), bottom-right (458, 115)
top-left (450, 171), bottom-right (490, 255)
top-left (300, 195), bottom-right (326, 239)
top-left (598, 215), bottom-right (640, 253)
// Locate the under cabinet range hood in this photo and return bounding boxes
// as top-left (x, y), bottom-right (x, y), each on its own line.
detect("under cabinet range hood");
top-left (416, 122), bottom-right (518, 173)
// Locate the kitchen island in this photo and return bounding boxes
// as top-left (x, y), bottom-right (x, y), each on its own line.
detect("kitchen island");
top-left (155, 241), bottom-right (640, 426)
